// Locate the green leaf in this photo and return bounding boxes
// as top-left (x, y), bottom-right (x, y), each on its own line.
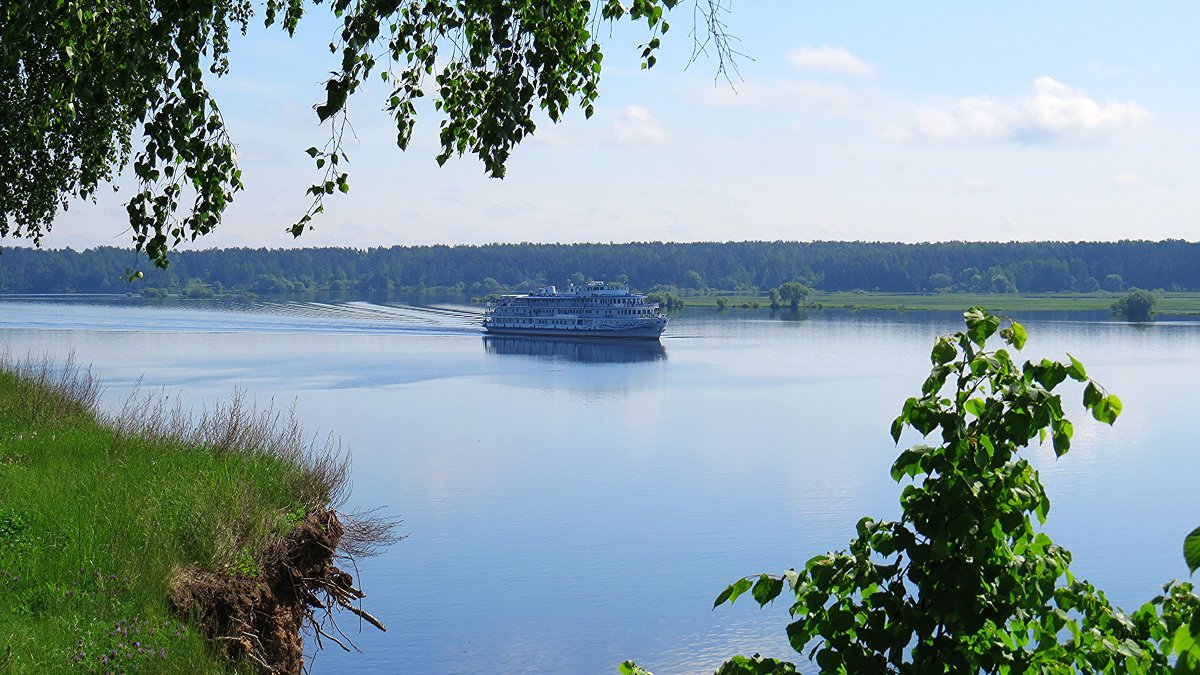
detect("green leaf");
top-left (1185, 526), bottom-right (1200, 574)
top-left (891, 446), bottom-right (928, 482)
top-left (785, 620), bottom-right (813, 653)
top-left (1174, 623), bottom-right (1197, 659)
top-left (1177, 645), bottom-right (1200, 675)
top-left (1002, 321), bottom-right (1027, 350)
top-left (964, 306), bottom-right (986, 329)
top-left (1032, 359), bottom-right (1067, 389)
top-left (931, 337), bottom-right (956, 365)
top-left (783, 568), bottom-right (800, 589)
top-left (715, 577), bottom-right (753, 608)
top-left (714, 655), bottom-right (797, 675)
top-left (1052, 419), bottom-right (1073, 457)
top-left (1091, 394), bottom-right (1122, 425)
top-left (828, 606), bottom-right (855, 632)
top-left (964, 306), bottom-right (1000, 346)
top-left (815, 647), bottom-right (841, 671)
top-left (1035, 493), bottom-right (1051, 525)
top-left (1116, 638), bottom-right (1145, 659)
top-left (964, 398), bottom-right (985, 417)
top-left (1105, 394), bottom-right (1123, 421)
top-left (619, 661), bottom-right (653, 675)
top-left (1067, 354), bottom-right (1088, 381)
top-left (922, 366), bottom-right (950, 395)
top-left (751, 575), bottom-right (784, 606)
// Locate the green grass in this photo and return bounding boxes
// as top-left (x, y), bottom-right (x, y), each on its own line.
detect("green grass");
top-left (0, 356), bottom-right (344, 673)
top-left (679, 291), bottom-right (1200, 314)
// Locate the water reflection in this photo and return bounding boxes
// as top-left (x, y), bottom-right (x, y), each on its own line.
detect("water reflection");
top-left (770, 308), bottom-right (812, 322)
top-left (482, 335), bottom-right (667, 363)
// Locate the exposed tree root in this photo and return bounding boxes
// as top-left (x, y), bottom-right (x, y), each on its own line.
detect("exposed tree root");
top-left (169, 508), bottom-right (387, 674)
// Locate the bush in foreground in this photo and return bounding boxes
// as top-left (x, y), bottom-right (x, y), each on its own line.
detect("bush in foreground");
top-left (626, 308), bottom-right (1200, 674)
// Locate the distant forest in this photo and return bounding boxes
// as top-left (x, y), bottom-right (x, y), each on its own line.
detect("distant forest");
top-left (1, 240), bottom-right (1197, 296)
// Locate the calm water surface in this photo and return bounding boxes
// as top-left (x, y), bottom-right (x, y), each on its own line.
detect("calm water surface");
top-left (1, 298), bottom-right (1197, 674)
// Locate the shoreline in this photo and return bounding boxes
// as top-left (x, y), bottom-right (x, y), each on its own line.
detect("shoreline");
top-left (672, 290), bottom-right (1200, 314)
top-left (6, 289), bottom-right (1199, 315)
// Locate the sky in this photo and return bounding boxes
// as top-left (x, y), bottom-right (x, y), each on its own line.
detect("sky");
top-left (39, 2), bottom-right (1200, 251)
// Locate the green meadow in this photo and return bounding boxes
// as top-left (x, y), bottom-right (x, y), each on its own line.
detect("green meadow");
top-left (678, 291), bottom-right (1200, 314)
top-left (0, 355), bottom-right (345, 673)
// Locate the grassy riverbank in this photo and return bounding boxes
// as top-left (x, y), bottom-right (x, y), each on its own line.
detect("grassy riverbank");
top-left (678, 290), bottom-right (1200, 314)
top-left (0, 355), bottom-right (352, 672)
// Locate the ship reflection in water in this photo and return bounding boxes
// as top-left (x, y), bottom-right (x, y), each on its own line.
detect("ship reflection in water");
top-left (482, 335), bottom-right (667, 364)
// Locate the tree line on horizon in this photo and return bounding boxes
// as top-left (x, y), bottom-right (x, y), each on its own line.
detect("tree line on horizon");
top-left (1, 240), bottom-right (1198, 297)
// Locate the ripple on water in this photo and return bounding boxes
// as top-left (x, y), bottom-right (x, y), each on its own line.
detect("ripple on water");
top-left (0, 298), bottom-right (484, 336)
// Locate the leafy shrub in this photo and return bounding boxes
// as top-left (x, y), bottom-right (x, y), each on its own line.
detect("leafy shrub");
top-left (625, 308), bottom-right (1200, 674)
top-left (1112, 288), bottom-right (1157, 321)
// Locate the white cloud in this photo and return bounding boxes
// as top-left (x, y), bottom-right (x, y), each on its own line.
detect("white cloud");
top-left (898, 77), bottom-right (1149, 144)
top-left (611, 106), bottom-right (666, 146)
top-left (1110, 171), bottom-right (1146, 186)
top-left (1023, 77), bottom-right (1149, 136)
top-left (961, 178), bottom-right (988, 189)
top-left (786, 46), bottom-right (873, 78)
top-left (916, 96), bottom-right (1016, 141)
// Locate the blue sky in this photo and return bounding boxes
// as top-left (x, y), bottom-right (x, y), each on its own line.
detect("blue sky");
top-left (47, 2), bottom-right (1200, 250)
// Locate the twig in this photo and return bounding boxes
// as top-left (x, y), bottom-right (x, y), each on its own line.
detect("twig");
top-left (325, 611), bottom-right (361, 653)
top-left (315, 625), bottom-right (355, 653)
top-left (334, 597), bottom-right (387, 632)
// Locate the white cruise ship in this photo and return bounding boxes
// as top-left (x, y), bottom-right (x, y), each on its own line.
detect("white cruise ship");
top-left (482, 281), bottom-right (668, 339)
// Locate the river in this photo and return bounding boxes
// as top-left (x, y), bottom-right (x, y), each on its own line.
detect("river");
top-left (1, 297), bottom-right (1197, 674)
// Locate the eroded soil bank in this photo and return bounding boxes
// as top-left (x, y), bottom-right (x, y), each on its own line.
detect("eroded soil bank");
top-left (170, 508), bottom-right (385, 673)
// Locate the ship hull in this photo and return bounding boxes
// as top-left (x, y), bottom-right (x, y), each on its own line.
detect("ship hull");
top-left (482, 322), bottom-right (666, 339)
